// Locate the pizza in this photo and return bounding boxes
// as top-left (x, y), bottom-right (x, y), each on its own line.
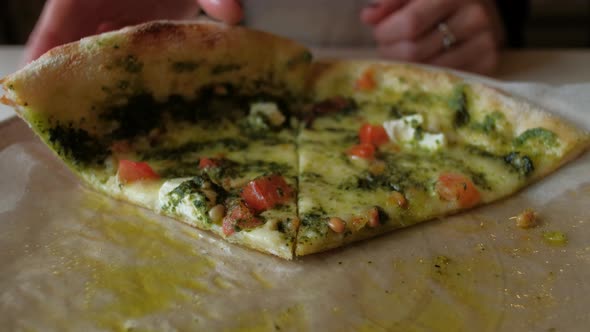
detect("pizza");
top-left (297, 61), bottom-right (589, 255)
top-left (1, 21), bottom-right (588, 260)
top-left (1, 21), bottom-right (309, 259)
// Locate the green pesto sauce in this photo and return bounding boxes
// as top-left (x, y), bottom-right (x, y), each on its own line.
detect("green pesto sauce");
top-left (225, 160), bottom-right (293, 177)
top-left (400, 89), bottom-right (439, 109)
top-left (170, 60), bottom-right (201, 73)
top-left (47, 123), bottom-right (109, 166)
top-left (164, 178), bottom-right (204, 211)
top-left (101, 93), bottom-right (165, 140)
top-left (158, 158), bottom-right (293, 182)
top-left (168, 174), bottom-right (222, 206)
top-left (100, 87), bottom-right (269, 141)
top-left (240, 160), bottom-right (293, 180)
top-left (238, 108), bottom-right (295, 139)
top-left (469, 111), bottom-right (505, 134)
top-left (115, 54), bottom-right (143, 73)
top-left (45, 83), bottom-right (295, 166)
top-left (503, 152), bottom-right (535, 177)
top-left (298, 130), bottom-right (359, 147)
top-left (155, 162), bottom-right (205, 179)
top-left (448, 84), bottom-right (470, 127)
top-left (162, 175), bottom-right (225, 221)
top-left (299, 171), bottom-right (328, 184)
top-left (466, 146), bottom-right (535, 178)
top-left (307, 97), bottom-right (359, 126)
top-left (514, 127), bottom-right (559, 148)
top-left (299, 208), bottom-right (329, 240)
top-left (141, 138), bottom-right (249, 161)
top-left (339, 151), bottom-right (492, 193)
top-left (274, 212), bottom-right (297, 239)
top-left (98, 81), bottom-right (294, 137)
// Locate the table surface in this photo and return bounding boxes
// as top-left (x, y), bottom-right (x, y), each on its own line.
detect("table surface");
top-left (1, 47), bottom-right (589, 122)
top-left (1, 46), bottom-right (590, 331)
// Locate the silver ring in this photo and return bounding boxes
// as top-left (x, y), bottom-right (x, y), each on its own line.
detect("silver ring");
top-left (437, 22), bottom-right (456, 50)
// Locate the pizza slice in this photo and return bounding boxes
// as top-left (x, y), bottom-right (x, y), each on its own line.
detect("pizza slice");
top-left (295, 60), bottom-right (590, 256)
top-left (2, 22), bottom-right (588, 259)
top-left (0, 21), bottom-right (312, 259)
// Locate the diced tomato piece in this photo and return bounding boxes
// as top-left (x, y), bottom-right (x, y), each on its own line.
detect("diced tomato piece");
top-left (241, 175), bottom-right (293, 212)
top-left (199, 157), bottom-right (219, 169)
top-left (355, 68), bottom-right (376, 92)
top-left (222, 200), bottom-right (263, 236)
top-left (117, 160), bottom-right (159, 183)
top-left (436, 173), bottom-right (481, 208)
top-left (359, 123), bottom-right (389, 146)
top-left (347, 143), bottom-right (376, 160)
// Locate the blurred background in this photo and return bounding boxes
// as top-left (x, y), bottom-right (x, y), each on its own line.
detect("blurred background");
top-left (0, 0), bottom-right (589, 47)
top-left (526, 0), bottom-right (590, 47)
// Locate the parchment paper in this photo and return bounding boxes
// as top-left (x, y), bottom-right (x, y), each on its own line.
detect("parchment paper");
top-left (1, 82), bottom-right (589, 332)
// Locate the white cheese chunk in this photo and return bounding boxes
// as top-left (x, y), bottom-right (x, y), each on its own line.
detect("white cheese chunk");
top-left (250, 102), bottom-right (285, 127)
top-left (158, 178), bottom-right (211, 226)
top-left (383, 114), bottom-right (446, 151)
top-left (175, 196), bottom-right (204, 223)
top-left (158, 178), bottom-right (191, 209)
top-left (418, 133), bottom-right (446, 150)
top-left (383, 114), bottom-right (423, 143)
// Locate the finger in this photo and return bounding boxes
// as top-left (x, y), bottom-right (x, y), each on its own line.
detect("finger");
top-left (373, 0), bottom-right (460, 44)
top-left (198, 0), bottom-right (243, 24)
top-left (25, 0), bottom-right (200, 63)
top-left (100, 0), bottom-right (199, 28)
top-left (380, 2), bottom-right (492, 63)
top-left (360, 0), bottom-right (407, 26)
top-left (96, 22), bottom-right (127, 34)
top-left (429, 31), bottom-right (498, 71)
top-left (440, 2), bottom-right (491, 45)
top-left (377, 38), bottom-right (440, 63)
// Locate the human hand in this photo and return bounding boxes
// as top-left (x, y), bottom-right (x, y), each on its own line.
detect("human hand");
top-left (24, 0), bottom-right (243, 63)
top-left (361, 0), bottom-right (505, 75)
